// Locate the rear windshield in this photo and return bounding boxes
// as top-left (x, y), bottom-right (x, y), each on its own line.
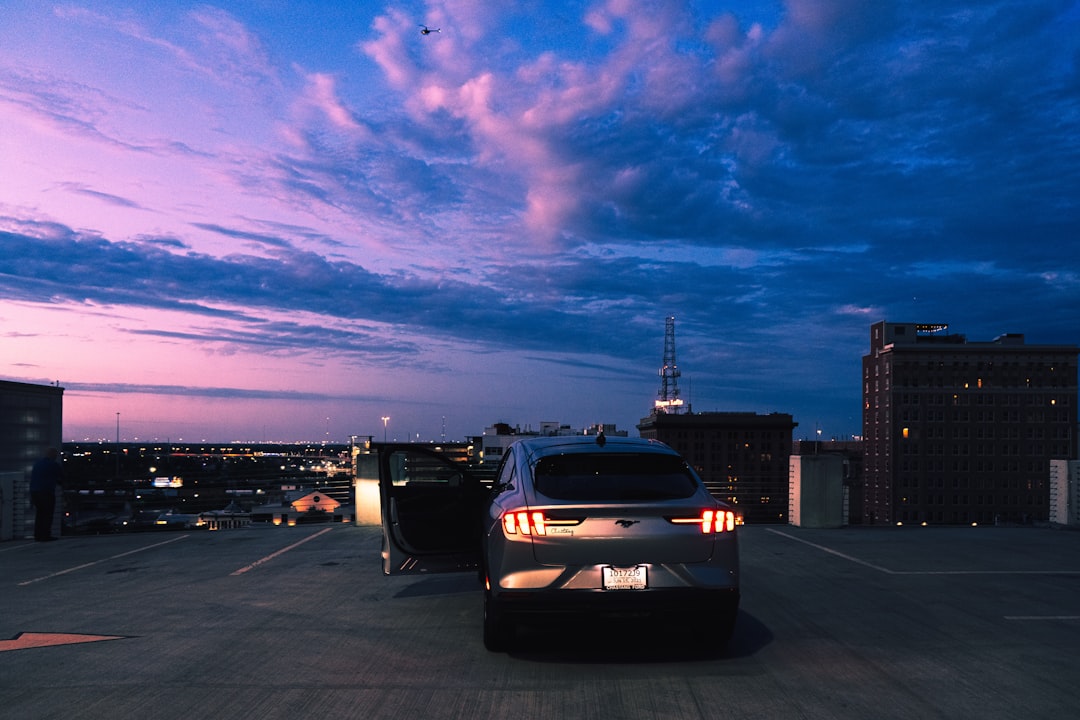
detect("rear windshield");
top-left (532, 453), bottom-right (699, 501)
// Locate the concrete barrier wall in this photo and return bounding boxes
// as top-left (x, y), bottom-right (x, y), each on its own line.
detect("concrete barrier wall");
top-left (354, 453), bottom-right (382, 526)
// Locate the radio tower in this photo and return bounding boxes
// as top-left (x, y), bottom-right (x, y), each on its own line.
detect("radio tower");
top-left (654, 316), bottom-right (685, 414)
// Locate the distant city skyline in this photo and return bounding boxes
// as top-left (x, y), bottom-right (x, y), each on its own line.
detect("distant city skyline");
top-left (2, 2), bottom-right (1078, 444)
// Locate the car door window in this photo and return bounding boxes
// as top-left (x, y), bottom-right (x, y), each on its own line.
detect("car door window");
top-left (388, 450), bottom-right (464, 487)
top-left (491, 450), bottom-right (516, 496)
top-left (384, 448), bottom-right (479, 553)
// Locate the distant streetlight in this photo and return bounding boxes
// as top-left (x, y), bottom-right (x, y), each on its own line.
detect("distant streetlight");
top-left (381, 416), bottom-right (390, 443)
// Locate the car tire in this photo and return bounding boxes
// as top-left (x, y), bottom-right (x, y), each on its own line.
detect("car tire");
top-left (482, 589), bottom-right (512, 652)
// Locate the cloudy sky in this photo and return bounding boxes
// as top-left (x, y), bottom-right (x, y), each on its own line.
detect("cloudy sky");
top-left (2, 1), bottom-right (1078, 444)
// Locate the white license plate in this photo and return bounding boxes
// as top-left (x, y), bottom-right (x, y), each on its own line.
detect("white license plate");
top-left (602, 565), bottom-right (647, 590)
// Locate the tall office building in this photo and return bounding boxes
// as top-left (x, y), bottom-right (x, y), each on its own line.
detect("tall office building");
top-left (862, 321), bottom-right (1078, 525)
top-left (638, 411), bottom-right (797, 524)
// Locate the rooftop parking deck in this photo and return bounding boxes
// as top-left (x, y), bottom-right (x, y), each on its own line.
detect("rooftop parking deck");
top-left (3, 524), bottom-right (1079, 719)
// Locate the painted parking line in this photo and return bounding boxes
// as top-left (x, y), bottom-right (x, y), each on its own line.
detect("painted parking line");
top-left (16, 535), bottom-right (189, 586)
top-left (766, 529), bottom-right (1080, 576)
top-left (230, 527), bottom-right (333, 576)
top-left (902, 569), bottom-right (1080, 575)
top-left (0, 541), bottom-right (37, 554)
top-left (765, 529), bottom-right (897, 573)
top-left (0, 632), bottom-right (127, 653)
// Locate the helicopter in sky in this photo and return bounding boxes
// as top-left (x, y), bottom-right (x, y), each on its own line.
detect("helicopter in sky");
top-left (419, 25), bottom-right (440, 35)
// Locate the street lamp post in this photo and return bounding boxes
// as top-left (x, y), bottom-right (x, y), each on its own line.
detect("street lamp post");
top-left (381, 416), bottom-right (390, 443)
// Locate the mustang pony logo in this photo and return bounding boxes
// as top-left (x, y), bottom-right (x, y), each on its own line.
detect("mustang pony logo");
top-left (614, 519), bottom-right (639, 528)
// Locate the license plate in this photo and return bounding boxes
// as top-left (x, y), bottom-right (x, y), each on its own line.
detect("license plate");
top-left (602, 565), bottom-right (647, 590)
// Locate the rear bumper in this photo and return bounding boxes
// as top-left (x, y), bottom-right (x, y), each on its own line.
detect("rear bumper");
top-left (492, 586), bottom-right (739, 619)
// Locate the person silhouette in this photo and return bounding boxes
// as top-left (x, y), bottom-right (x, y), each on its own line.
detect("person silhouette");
top-left (29, 447), bottom-right (63, 541)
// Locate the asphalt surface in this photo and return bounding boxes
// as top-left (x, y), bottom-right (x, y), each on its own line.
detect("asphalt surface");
top-left (2, 523), bottom-right (1079, 720)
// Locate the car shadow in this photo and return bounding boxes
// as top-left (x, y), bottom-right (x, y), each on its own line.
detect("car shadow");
top-left (505, 609), bottom-right (773, 664)
top-left (393, 573), bottom-right (481, 598)
top-left (391, 576), bottom-right (774, 663)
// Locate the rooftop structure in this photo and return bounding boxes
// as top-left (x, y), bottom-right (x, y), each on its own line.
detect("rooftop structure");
top-left (654, 316), bottom-right (686, 414)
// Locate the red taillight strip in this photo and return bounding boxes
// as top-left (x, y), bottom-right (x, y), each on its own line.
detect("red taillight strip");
top-left (670, 510), bottom-right (737, 533)
top-left (502, 510), bottom-right (581, 536)
top-left (503, 510), bottom-right (547, 536)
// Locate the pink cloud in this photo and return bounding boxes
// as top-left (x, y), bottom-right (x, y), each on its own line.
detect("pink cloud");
top-left (766, 0), bottom-right (888, 77)
top-left (301, 72), bottom-right (368, 136)
top-left (356, 0), bottom-right (892, 246)
top-left (361, 9), bottom-right (421, 91)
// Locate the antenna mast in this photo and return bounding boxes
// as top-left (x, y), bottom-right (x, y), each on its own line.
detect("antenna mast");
top-left (654, 316), bottom-right (685, 414)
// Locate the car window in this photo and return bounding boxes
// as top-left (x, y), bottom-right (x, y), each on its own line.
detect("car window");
top-left (388, 450), bottom-right (464, 487)
top-left (492, 451), bottom-right (516, 495)
top-left (532, 452), bottom-right (699, 501)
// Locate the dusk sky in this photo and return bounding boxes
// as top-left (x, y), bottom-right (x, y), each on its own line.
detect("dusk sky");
top-left (2, 1), bottom-right (1079, 444)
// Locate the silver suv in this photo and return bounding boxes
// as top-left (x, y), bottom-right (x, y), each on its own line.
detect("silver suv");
top-left (375, 434), bottom-right (740, 652)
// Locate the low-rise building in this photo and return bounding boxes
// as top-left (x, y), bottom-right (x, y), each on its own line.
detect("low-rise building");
top-left (478, 421), bottom-right (627, 466)
top-left (637, 411), bottom-right (797, 524)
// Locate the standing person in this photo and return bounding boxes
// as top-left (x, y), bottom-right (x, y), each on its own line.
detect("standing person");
top-left (30, 447), bottom-right (63, 542)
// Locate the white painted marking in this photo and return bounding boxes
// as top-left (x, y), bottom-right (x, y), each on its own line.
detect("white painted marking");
top-left (765, 529), bottom-right (1080, 576)
top-left (17, 535), bottom-right (189, 586)
top-left (231, 527), bottom-right (333, 575)
top-left (765, 529), bottom-right (897, 573)
top-left (0, 541), bottom-right (36, 554)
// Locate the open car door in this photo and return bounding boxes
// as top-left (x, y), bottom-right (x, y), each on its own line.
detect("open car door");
top-left (372, 443), bottom-right (489, 575)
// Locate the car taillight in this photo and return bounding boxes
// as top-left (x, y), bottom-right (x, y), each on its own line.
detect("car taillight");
top-left (670, 509), bottom-right (737, 534)
top-left (503, 510), bottom-right (547, 536)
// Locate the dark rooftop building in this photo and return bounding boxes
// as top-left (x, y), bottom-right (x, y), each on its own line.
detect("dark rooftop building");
top-left (0, 379), bottom-right (64, 540)
top-left (638, 411), bottom-right (797, 524)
